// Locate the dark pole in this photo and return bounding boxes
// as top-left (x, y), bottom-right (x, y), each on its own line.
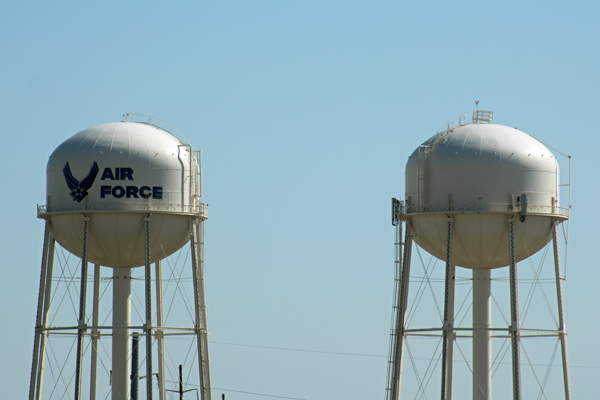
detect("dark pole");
top-left (166, 364), bottom-right (198, 399)
top-left (179, 364), bottom-right (183, 400)
top-left (131, 333), bottom-right (140, 400)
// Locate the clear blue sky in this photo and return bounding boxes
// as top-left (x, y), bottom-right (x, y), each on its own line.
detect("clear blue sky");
top-left (2, 1), bottom-right (599, 399)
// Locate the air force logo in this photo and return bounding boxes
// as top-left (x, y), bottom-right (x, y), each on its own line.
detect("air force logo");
top-left (63, 161), bottom-right (100, 202)
top-left (63, 162), bottom-right (163, 201)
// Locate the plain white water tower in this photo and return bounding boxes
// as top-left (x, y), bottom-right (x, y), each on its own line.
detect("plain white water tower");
top-left (386, 110), bottom-right (571, 400)
top-left (29, 114), bottom-right (211, 400)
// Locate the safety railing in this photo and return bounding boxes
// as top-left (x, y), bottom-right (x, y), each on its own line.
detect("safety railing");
top-left (435, 110), bottom-right (494, 136)
top-left (122, 112), bottom-right (194, 149)
top-left (402, 203), bottom-right (568, 219)
top-left (37, 202), bottom-right (208, 218)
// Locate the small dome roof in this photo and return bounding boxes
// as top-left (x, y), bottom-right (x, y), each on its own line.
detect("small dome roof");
top-left (406, 123), bottom-right (559, 208)
top-left (48, 122), bottom-right (185, 173)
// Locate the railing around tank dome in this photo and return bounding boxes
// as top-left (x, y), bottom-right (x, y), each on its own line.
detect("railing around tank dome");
top-left (436, 110), bottom-right (494, 136)
top-left (37, 202), bottom-right (208, 218)
top-left (122, 113), bottom-right (193, 147)
top-left (402, 203), bottom-right (568, 220)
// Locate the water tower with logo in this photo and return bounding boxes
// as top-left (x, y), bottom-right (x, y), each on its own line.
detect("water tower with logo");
top-left (29, 114), bottom-right (211, 400)
top-left (386, 110), bottom-right (572, 400)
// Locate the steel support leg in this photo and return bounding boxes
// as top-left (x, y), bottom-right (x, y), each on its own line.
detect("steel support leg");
top-left (90, 264), bottom-right (101, 400)
top-left (36, 234), bottom-right (55, 400)
top-left (28, 225), bottom-right (49, 400)
top-left (508, 218), bottom-right (521, 400)
top-left (390, 221), bottom-right (412, 400)
top-left (29, 223), bottom-right (55, 400)
top-left (191, 218), bottom-right (211, 400)
top-left (74, 217), bottom-right (90, 400)
top-left (441, 217), bottom-right (455, 400)
top-left (155, 260), bottom-right (166, 400)
top-left (132, 333), bottom-right (140, 400)
top-left (552, 221), bottom-right (572, 400)
top-left (144, 216), bottom-right (154, 400)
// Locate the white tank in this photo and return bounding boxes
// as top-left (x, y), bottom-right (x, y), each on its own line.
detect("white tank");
top-left (41, 121), bottom-right (203, 268)
top-left (404, 113), bottom-right (566, 268)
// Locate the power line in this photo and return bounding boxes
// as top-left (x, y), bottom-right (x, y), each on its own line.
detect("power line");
top-left (210, 340), bottom-right (600, 369)
top-left (213, 387), bottom-right (307, 400)
top-left (210, 341), bottom-right (385, 358)
top-left (162, 378), bottom-right (309, 400)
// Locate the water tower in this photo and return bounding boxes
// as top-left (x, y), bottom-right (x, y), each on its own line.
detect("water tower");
top-left (29, 114), bottom-right (211, 400)
top-left (386, 111), bottom-right (571, 400)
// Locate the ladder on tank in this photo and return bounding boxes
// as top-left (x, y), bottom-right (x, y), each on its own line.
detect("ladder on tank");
top-left (386, 198), bottom-right (405, 400)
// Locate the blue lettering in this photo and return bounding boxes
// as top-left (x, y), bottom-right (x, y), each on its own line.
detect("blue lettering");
top-left (139, 186), bottom-right (152, 198)
top-left (101, 167), bottom-right (135, 180)
top-left (100, 186), bottom-right (111, 198)
top-left (126, 186), bottom-right (139, 198)
top-left (99, 184), bottom-right (162, 199)
top-left (121, 168), bottom-right (134, 180)
top-left (112, 186), bottom-right (125, 198)
top-left (101, 168), bottom-right (115, 180)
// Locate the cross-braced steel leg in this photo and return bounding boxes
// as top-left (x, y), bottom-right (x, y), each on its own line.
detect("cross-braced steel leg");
top-left (389, 221), bottom-right (412, 400)
top-left (29, 223), bottom-right (56, 400)
top-left (508, 218), bottom-right (521, 400)
top-left (155, 260), bottom-right (166, 400)
top-left (144, 216), bottom-right (154, 400)
top-left (90, 264), bottom-right (101, 400)
top-left (441, 217), bottom-right (455, 400)
top-left (74, 216), bottom-right (90, 400)
top-left (191, 218), bottom-right (211, 400)
top-left (552, 221), bottom-right (572, 400)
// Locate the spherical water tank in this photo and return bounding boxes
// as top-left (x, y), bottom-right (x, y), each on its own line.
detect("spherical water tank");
top-left (404, 116), bottom-right (566, 269)
top-left (40, 121), bottom-right (204, 268)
